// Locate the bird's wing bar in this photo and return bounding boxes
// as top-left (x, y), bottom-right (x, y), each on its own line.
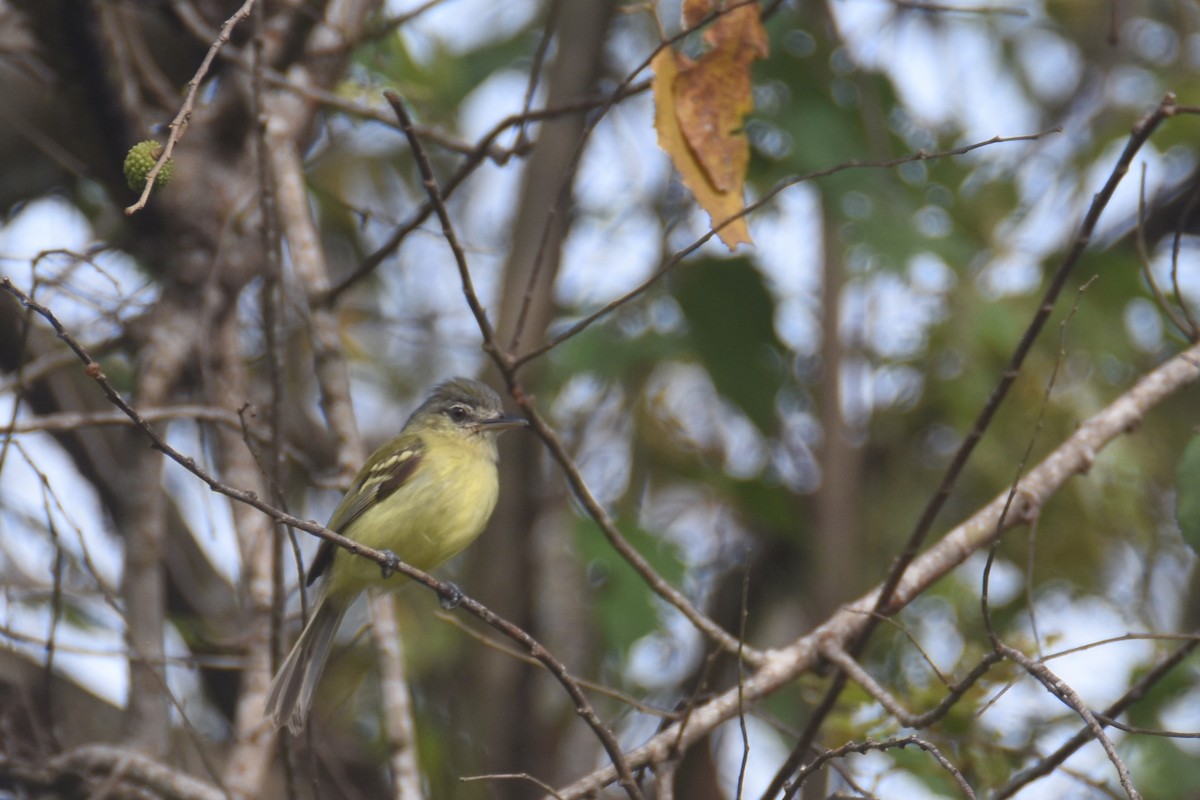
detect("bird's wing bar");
top-left (304, 442), bottom-right (425, 587)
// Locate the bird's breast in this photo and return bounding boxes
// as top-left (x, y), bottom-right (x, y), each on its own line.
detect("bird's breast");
top-left (327, 432), bottom-right (500, 596)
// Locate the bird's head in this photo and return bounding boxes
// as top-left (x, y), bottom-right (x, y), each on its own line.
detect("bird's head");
top-left (409, 378), bottom-right (528, 438)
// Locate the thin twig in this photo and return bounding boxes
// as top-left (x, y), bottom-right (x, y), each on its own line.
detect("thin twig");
top-left (451, 590), bottom-right (647, 800)
top-left (762, 94), bottom-right (1178, 799)
top-left (47, 745), bottom-right (225, 800)
top-left (893, 0), bottom-right (1029, 15)
top-left (461, 772), bottom-right (566, 799)
top-left (389, 78), bottom-right (755, 754)
top-left (40, 476), bottom-right (65, 754)
top-left (1043, 631), bottom-right (1200, 661)
top-left (328, 86), bottom-right (649, 302)
top-left (333, 1), bottom-right (767, 305)
top-left (784, 735), bottom-right (977, 800)
top-left (1168, 205), bottom-right (1200, 340)
top-left (433, 612), bottom-right (679, 718)
top-left (513, 128), bottom-right (1060, 369)
top-left (170, 2), bottom-right (502, 160)
top-left (981, 449), bottom-right (1140, 800)
top-left (1093, 715), bottom-right (1200, 739)
top-left (0, 405), bottom-right (263, 435)
top-left (992, 633), bottom-right (1200, 798)
top-left (548, 339), bottom-right (1200, 798)
top-left (0, 343), bottom-right (116, 396)
top-left (381, 85), bottom-right (646, 800)
top-left (523, 403), bottom-right (763, 664)
top-left (734, 562), bottom-right (751, 800)
top-left (1, 275), bottom-right (645, 800)
top-left (382, 92), bottom-right (501, 355)
top-left (989, 640), bottom-right (1142, 800)
top-left (0, 625), bottom-right (248, 667)
top-left (819, 643), bottom-right (1003, 730)
top-left (513, 0), bottom-right (560, 152)
top-left (1134, 163), bottom-right (1192, 338)
top-left (125, 0), bottom-right (259, 214)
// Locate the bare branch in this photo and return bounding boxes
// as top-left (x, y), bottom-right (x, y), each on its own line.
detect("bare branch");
top-left (370, 595), bottom-right (426, 800)
top-left (763, 93), bottom-right (1180, 799)
top-left (547, 336), bottom-right (1200, 797)
top-left (512, 127), bottom-right (1060, 368)
top-left (125, 0), bottom-right (260, 214)
top-left (383, 91), bottom-right (501, 359)
top-left (1, 404), bottom-right (261, 435)
top-left (992, 634), bottom-right (1200, 799)
top-left (0, 276), bottom-right (647, 800)
top-left (892, 0), bottom-right (1029, 15)
top-left (785, 735), bottom-right (977, 800)
top-left (0, 744), bottom-right (227, 800)
top-left (522, 403), bottom-right (763, 664)
top-left (820, 642), bottom-right (1003, 730)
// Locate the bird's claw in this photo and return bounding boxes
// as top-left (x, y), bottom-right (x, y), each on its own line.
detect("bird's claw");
top-left (380, 550), bottom-right (402, 579)
top-left (438, 582), bottom-right (463, 610)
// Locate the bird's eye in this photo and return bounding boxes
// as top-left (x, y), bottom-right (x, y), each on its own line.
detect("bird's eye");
top-left (447, 404), bottom-right (469, 423)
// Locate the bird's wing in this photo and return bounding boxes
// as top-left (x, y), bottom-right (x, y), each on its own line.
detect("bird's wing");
top-left (305, 435), bottom-right (426, 586)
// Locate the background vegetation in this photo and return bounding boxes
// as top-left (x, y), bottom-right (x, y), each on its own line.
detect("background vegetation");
top-left (0, 0), bottom-right (1198, 798)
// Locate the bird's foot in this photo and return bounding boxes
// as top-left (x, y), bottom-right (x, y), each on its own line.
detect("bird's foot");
top-left (438, 582), bottom-right (463, 610)
top-left (379, 550), bottom-right (402, 579)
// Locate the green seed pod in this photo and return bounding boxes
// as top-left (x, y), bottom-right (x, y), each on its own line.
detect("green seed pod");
top-left (124, 140), bottom-right (174, 191)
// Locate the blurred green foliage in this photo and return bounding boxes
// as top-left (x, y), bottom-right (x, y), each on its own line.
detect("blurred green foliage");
top-left (8, 0), bottom-right (1200, 795)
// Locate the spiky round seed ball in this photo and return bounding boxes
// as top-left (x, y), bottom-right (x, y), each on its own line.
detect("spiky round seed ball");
top-left (123, 140), bottom-right (174, 191)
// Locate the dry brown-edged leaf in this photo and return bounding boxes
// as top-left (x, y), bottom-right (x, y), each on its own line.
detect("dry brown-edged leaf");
top-left (682, 0), bottom-right (712, 28)
top-left (652, 1), bottom-right (768, 250)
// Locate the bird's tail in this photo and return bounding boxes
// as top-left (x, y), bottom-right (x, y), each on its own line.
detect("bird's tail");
top-left (266, 598), bottom-right (347, 734)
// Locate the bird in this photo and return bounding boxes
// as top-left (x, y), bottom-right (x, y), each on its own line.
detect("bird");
top-left (266, 377), bottom-right (527, 733)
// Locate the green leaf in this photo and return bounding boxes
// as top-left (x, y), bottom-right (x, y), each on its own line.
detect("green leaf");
top-left (548, 312), bottom-right (684, 386)
top-left (673, 257), bottom-right (785, 434)
top-left (574, 518), bottom-right (684, 655)
top-left (1175, 434), bottom-right (1200, 555)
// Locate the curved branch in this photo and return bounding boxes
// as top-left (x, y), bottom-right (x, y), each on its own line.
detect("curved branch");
top-left (0, 275), bottom-right (645, 800)
top-left (547, 338), bottom-right (1200, 798)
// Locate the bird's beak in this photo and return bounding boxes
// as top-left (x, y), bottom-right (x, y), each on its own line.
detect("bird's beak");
top-left (478, 414), bottom-right (528, 433)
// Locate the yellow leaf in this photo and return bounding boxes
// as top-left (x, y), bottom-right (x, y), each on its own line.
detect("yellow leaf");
top-left (674, 47), bottom-right (750, 193)
top-left (651, 3), bottom-right (768, 251)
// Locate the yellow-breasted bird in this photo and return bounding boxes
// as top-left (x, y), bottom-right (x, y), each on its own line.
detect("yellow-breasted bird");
top-left (266, 378), bottom-right (526, 733)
